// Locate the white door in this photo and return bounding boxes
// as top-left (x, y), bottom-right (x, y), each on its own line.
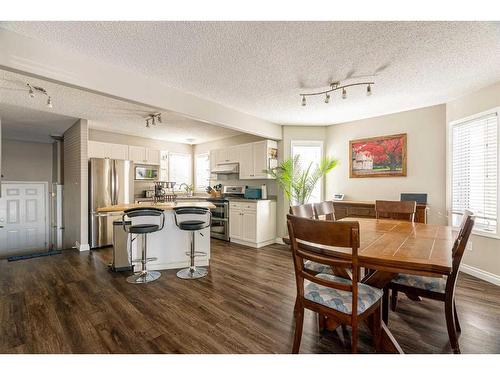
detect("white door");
top-left (229, 209), bottom-right (242, 239)
top-left (0, 182), bottom-right (48, 256)
top-left (238, 143), bottom-right (254, 179)
top-left (253, 141), bottom-right (268, 179)
top-left (242, 211), bottom-right (257, 242)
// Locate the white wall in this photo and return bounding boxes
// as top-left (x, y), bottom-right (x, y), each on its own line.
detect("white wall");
top-left (63, 119), bottom-right (88, 250)
top-left (325, 105), bottom-right (447, 225)
top-left (446, 81), bottom-right (500, 283)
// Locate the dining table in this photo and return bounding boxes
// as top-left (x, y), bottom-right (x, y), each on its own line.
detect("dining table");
top-left (284, 217), bottom-right (456, 354)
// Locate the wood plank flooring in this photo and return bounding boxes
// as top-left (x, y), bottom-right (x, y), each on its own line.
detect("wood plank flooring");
top-left (1, 239), bottom-right (499, 354)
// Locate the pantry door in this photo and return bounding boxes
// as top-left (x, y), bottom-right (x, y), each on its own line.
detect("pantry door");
top-left (0, 182), bottom-right (48, 256)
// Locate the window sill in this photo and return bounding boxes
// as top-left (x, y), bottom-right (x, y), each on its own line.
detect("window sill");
top-left (452, 227), bottom-right (500, 240)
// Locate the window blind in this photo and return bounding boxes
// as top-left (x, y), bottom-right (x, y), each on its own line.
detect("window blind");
top-left (168, 152), bottom-right (192, 189)
top-left (451, 112), bottom-right (498, 233)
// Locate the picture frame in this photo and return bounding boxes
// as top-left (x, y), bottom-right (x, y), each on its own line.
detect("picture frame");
top-left (349, 133), bottom-right (407, 178)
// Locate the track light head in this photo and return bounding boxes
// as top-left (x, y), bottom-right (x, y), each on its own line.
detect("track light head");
top-left (28, 87), bottom-right (35, 98)
top-left (367, 84), bottom-right (372, 96)
top-left (342, 88), bottom-right (347, 99)
top-left (47, 96), bottom-right (53, 108)
top-left (325, 93), bottom-right (330, 104)
top-left (301, 96), bottom-right (306, 106)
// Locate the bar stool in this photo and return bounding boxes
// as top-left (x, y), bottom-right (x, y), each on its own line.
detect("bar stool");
top-left (122, 207), bottom-right (165, 284)
top-left (173, 206), bottom-right (211, 279)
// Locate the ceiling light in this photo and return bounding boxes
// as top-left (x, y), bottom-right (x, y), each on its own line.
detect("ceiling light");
top-left (28, 86), bottom-right (35, 98)
top-left (186, 138), bottom-right (196, 144)
top-left (47, 96), bottom-right (53, 108)
top-left (145, 113), bottom-right (162, 128)
top-left (299, 79), bottom-right (375, 106)
top-left (157, 114), bottom-right (162, 123)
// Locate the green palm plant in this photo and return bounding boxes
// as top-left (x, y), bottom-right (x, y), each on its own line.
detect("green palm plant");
top-left (265, 155), bottom-right (338, 205)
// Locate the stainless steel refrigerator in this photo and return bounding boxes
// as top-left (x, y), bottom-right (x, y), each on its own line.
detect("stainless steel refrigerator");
top-left (89, 158), bottom-right (134, 248)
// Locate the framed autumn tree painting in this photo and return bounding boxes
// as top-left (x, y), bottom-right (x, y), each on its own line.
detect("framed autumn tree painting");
top-left (349, 133), bottom-right (407, 178)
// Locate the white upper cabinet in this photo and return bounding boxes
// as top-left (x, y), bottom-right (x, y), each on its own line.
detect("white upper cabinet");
top-left (88, 141), bottom-right (159, 164)
top-left (128, 145), bottom-right (147, 163)
top-left (88, 141), bottom-right (128, 160)
top-left (128, 146), bottom-right (160, 165)
top-left (209, 140), bottom-right (278, 180)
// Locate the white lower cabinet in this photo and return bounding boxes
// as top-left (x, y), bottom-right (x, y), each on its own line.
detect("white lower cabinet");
top-left (229, 200), bottom-right (276, 248)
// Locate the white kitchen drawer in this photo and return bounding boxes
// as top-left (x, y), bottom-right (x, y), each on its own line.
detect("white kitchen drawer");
top-left (230, 201), bottom-right (257, 211)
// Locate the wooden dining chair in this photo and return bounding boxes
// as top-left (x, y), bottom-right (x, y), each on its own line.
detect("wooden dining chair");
top-left (287, 214), bottom-right (384, 353)
top-left (375, 200), bottom-right (417, 222)
top-left (289, 203), bottom-right (333, 275)
top-left (289, 203), bottom-right (315, 219)
top-left (314, 201), bottom-right (336, 221)
top-left (386, 210), bottom-right (475, 354)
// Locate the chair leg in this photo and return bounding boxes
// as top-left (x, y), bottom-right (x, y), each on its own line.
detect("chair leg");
top-left (372, 304), bottom-right (382, 353)
top-left (390, 287), bottom-right (398, 312)
top-left (318, 313), bottom-right (326, 334)
top-left (382, 287), bottom-right (389, 324)
top-left (445, 298), bottom-right (460, 354)
top-left (453, 300), bottom-right (461, 333)
top-left (351, 321), bottom-right (358, 354)
top-left (292, 298), bottom-right (304, 354)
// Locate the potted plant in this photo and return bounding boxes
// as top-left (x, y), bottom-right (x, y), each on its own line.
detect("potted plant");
top-left (266, 155), bottom-right (338, 205)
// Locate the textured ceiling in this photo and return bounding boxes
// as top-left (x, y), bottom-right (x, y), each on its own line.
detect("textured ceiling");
top-left (1, 21), bottom-right (499, 125)
top-left (0, 70), bottom-right (241, 144)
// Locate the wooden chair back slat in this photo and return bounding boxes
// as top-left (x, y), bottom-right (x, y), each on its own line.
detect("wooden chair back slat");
top-left (287, 214), bottom-right (360, 320)
top-left (289, 204), bottom-right (315, 219)
top-left (314, 201), bottom-right (336, 221)
top-left (375, 200), bottom-right (416, 222)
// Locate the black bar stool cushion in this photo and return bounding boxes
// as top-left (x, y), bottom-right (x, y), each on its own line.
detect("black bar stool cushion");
top-left (128, 224), bottom-right (160, 234)
top-left (124, 207), bottom-right (164, 217)
top-left (178, 220), bottom-right (207, 231)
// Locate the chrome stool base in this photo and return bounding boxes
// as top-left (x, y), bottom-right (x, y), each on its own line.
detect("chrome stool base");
top-left (176, 266), bottom-right (208, 280)
top-left (127, 270), bottom-right (161, 284)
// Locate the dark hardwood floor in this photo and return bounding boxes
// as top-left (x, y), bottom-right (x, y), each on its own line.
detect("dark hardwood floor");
top-left (1, 239), bottom-right (499, 354)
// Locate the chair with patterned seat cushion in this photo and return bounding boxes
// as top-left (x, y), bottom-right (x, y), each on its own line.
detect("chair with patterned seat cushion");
top-left (304, 260), bottom-right (334, 275)
top-left (305, 273), bottom-right (383, 314)
top-left (387, 210), bottom-right (475, 354)
top-left (287, 214), bottom-right (384, 353)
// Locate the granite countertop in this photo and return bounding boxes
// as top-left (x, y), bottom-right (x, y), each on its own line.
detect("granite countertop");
top-left (97, 201), bottom-right (216, 213)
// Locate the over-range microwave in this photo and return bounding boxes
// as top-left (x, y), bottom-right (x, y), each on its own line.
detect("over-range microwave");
top-left (135, 165), bottom-right (159, 180)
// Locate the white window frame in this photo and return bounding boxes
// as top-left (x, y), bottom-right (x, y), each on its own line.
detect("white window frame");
top-left (167, 152), bottom-right (193, 191)
top-left (448, 107), bottom-right (500, 239)
top-left (290, 140), bottom-right (324, 203)
top-left (194, 152), bottom-right (210, 192)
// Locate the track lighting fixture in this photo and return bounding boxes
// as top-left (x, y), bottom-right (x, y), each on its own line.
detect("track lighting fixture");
top-left (299, 79), bottom-right (375, 106)
top-left (145, 113), bottom-right (162, 128)
top-left (26, 83), bottom-right (53, 108)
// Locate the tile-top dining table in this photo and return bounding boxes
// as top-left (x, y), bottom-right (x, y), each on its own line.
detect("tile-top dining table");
top-left (284, 217), bottom-right (456, 354)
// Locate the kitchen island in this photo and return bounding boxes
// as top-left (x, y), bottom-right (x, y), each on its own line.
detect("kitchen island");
top-left (97, 202), bottom-right (215, 271)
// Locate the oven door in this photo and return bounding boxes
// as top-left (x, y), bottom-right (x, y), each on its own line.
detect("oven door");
top-left (210, 217), bottom-right (229, 241)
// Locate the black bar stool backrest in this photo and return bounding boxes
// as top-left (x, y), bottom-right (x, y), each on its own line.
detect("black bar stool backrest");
top-left (124, 207), bottom-right (164, 217)
top-left (173, 206), bottom-right (211, 230)
top-left (122, 207), bottom-right (165, 232)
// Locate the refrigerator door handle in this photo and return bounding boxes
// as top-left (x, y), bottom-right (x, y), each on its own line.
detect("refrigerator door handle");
top-left (113, 160), bottom-right (120, 205)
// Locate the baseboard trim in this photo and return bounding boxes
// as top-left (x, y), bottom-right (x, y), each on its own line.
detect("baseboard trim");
top-left (461, 264), bottom-right (500, 286)
top-left (274, 237), bottom-right (284, 245)
top-left (77, 242), bottom-right (90, 252)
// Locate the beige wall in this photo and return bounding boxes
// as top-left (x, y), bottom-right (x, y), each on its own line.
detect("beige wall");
top-left (1, 139), bottom-right (53, 185)
top-left (446, 82), bottom-right (500, 281)
top-left (63, 119), bottom-right (88, 250)
top-left (325, 105), bottom-right (447, 225)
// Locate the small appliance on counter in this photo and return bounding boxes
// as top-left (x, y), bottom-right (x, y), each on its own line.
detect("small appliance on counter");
top-left (244, 185), bottom-right (268, 200)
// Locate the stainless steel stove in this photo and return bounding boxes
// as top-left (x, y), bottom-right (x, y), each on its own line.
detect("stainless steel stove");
top-left (207, 186), bottom-right (245, 241)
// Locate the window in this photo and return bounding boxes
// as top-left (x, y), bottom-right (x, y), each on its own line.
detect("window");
top-left (291, 140), bottom-right (324, 204)
top-left (159, 151), bottom-right (168, 181)
top-left (168, 152), bottom-right (192, 190)
top-left (451, 110), bottom-right (498, 235)
top-left (195, 153), bottom-right (210, 191)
